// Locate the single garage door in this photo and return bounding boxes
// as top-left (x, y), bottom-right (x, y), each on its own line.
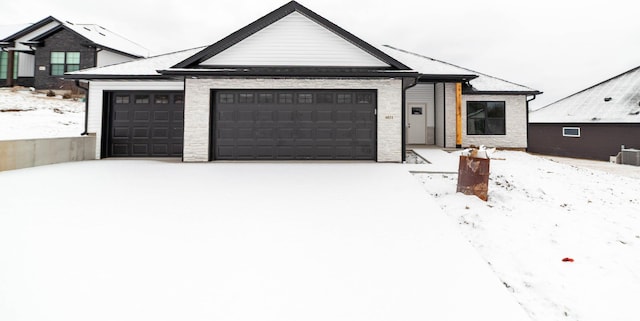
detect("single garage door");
top-left (212, 90), bottom-right (377, 160)
top-left (106, 91), bottom-right (184, 157)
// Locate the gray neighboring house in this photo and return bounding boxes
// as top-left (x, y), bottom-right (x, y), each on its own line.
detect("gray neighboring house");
top-left (0, 16), bottom-right (148, 89)
top-left (529, 66), bottom-right (640, 160)
top-left (65, 1), bottom-right (540, 162)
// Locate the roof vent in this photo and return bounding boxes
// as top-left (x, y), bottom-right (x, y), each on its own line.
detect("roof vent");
top-left (98, 32), bottom-right (105, 36)
top-left (83, 27), bottom-right (91, 31)
top-left (604, 97), bottom-right (612, 102)
top-left (66, 21), bottom-right (74, 25)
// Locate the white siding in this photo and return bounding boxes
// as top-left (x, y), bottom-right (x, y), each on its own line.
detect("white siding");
top-left (86, 80), bottom-right (184, 158)
top-left (17, 53), bottom-right (34, 77)
top-left (406, 83), bottom-right (435, 144)
top-left (184, 78), bottom-right (403, 162)
top-left (462, 95), bottom-right (528, 148)
top-left (444, 83), bottom-right (457, 148)
top-left (435, 83), bottom-right (445, 147)
top-left (201, 12), bottom-right (389, 67)
top-left (97, 50), bottom-right (136, 67)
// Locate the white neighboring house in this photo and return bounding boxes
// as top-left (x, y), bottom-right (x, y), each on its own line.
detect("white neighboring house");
top-left (66, 1), bottom-right (540, 163)
top-left (0, 16), bottom-right (148, 89)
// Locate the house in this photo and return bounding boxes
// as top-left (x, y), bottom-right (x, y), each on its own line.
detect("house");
top-left (65, 1), bottom-right (540, 162)
top-left (0, 16), bottom-right (148, 89)
top-left (529, 66), bottom-right (640, 161)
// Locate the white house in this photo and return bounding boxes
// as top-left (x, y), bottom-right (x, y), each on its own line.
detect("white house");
top-left (66, 1), bottom-right (540, 162)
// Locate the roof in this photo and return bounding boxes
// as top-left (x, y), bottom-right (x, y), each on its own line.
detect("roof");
top-left (380, 45), bottom-right (541, 94)
top-left (1, 16), bottom-right (148, 58)
top-left (530, 66), bottom-right (640, 123)
top-left (171, 1), bottom-right (409, 71)
top-left (65, 47), bottom-right (206, 79)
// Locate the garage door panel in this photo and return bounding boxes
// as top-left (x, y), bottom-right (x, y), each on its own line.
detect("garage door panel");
top-left (107, 91), bottom-right (184, 157)
top-left (212, 90), bottom-right (376, 160)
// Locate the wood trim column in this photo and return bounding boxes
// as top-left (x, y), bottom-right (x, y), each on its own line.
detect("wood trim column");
top-left (455, 82), bottom-right (462, 148)
top-left (6, 50), bottom-right (15, 87)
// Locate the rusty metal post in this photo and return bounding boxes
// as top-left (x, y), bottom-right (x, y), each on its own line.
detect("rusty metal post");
top-left (456, 155), bottom-right (490, 201)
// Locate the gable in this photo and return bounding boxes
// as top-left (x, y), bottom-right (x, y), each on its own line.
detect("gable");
top-left (200, 12), bottom-right (389, 67)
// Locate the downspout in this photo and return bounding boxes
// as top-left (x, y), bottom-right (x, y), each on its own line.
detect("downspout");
top-left (75, 80), bottom-right (90, 136)
top-left (526, 95), bottom-right (537, 152)
top-left (402, 76), bottom-right (419, 162)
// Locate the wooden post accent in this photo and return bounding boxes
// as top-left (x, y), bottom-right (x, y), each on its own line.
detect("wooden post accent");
top-left (6, 50), bottom-right (15, 87)
top-left (455, 82), bottom-right (462, 148)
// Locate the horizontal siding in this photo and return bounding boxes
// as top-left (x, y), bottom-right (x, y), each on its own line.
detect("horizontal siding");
top-left (97, 50), bottom-right (136, 67)
top-left (406, 83), bottom-right (435, 126)
top-left (201, 12), bottom-right (389, 67)
top-left (17, 52), bottom-right (34, 77)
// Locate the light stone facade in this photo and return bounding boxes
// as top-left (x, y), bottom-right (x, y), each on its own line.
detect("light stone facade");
top-left (184, 77), bottom-right (403, 162)
top-left (461, 95), bottom-right (528, 149)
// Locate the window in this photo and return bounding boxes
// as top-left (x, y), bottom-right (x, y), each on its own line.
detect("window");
top-left (278, 93), bottom-right (293, 104)
top-left (238, 93), bottom-right (254, 103)
top-left (219, 93), bottom-right (234, 103)
top-left (563, 127), bottom-right (581, 137)
top-left (258, 93), bottom-right (274, 103)
top-left (155, 95), bottom-right (169, 104)
top-left (115, 95), bottom-right (130, 104)
top-left (50, 52), bottom-right (80, 76)
top-left (174, 95), bottom-right (184, 104)
top-left (337, 94), bottom-right (352, 104)
top-left (356, 93), bottom-right (372, 104)
top-left (467, 101), bottom-right (505, 135)
top-left (0, 51), bottom-right (18, 80)
top-left (317, 93), bottom-right (333, 103)
top-left (135, 95), bottom-right (150, 104)
top-left (298, 93), bottom-right (313, 104)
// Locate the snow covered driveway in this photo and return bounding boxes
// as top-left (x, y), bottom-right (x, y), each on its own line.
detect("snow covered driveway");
top-left (0, 160), bottom-right (528, 321)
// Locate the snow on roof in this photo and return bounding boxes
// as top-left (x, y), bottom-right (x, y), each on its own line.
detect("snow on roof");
top-left (60, 21), bottom-right (149, 58)
top-left (530, 66), bottom-right (640, 123)
top-left (380, 45), bottom-right (539, 93)
top-left (67, 47), bottom-right (206, 76)
top-left (0, 24), bottom-right (31, 40)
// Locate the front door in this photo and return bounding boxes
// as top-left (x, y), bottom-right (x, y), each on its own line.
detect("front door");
top-left (407, 103), bottom-right (426, 144)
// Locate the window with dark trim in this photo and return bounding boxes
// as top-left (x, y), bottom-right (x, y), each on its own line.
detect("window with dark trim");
top-left (278, 93), bottom-right (293, 104)
top-left (50, 51), bottom-right (80, 76)
top-left (298, 93), bottom-right (313, 104)
top-left (258, 93), bottom-right (274, 103)
top-left (238, 93), bottom-right (254, 103)
top-left (356, 93), bottom-right (372, 104)
top-left (466, 101), bottom-right (505, 135)
top-left (155, 95), bottom-right (169, 104)
top-left (562, 127), bottom-right (580, 137)
top-left (317, 93), bottom-right (333, 103)
top-left (174, 95), bottom-right (184, 104)
top-left (337, 94), bottom-right (352, 104)
top-left (115, 95), bottom-right (130, 104)
top-left (135, 95), bottom-right (150, 104)
top-left (219, 93), bottom-right (234, 103)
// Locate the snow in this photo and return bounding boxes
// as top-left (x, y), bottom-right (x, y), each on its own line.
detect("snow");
top-left (0, 88), bottom-right (84, 140)
top-left (412, 148), bottom-right (640, 321)
top-left (68, 46), bottom-right (206, 76)
top-left (62, 21), bottom-right (150, 58)
top-left (379, 45), bottom-right (539, 93)
top-left (530, 66), bottom-right (640, 122)
top-left (0, 161), bottom-right (530, 321)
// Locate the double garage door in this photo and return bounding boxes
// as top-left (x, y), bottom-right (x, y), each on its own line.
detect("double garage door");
top-left (106, 89), bottom-right (377, 160)
top-left (212, 90), bottom-right (377, 160)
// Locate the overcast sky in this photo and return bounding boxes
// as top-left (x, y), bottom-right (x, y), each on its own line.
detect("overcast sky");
top-left (2, 0), bottom-right (639, 109)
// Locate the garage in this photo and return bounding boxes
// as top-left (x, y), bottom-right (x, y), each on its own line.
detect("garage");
top-left (105, 91), bottom-right (184, 157)
top-left (211, 90), bottom-right (377, 160)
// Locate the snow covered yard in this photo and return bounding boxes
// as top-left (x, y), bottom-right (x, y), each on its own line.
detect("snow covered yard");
top-left (0, 161), bottom-right (529, 321)
top-left (413, 149), bottom-right (640, 321)
top-left (0, 88), bottom-right (84, 140)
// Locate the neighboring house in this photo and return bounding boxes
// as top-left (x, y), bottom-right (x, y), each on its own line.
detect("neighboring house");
top-left (529, 66), bottom-right (640, 161)
top-left (0, 16), bottom-right (148, 89)
top-left (65, 1), bottom-right (540, 162)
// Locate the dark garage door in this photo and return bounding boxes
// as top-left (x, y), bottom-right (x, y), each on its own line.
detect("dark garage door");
top-left (106, 91), bottom-right (184, 157)
top-left (212, 90), bottom-right (377, 160)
